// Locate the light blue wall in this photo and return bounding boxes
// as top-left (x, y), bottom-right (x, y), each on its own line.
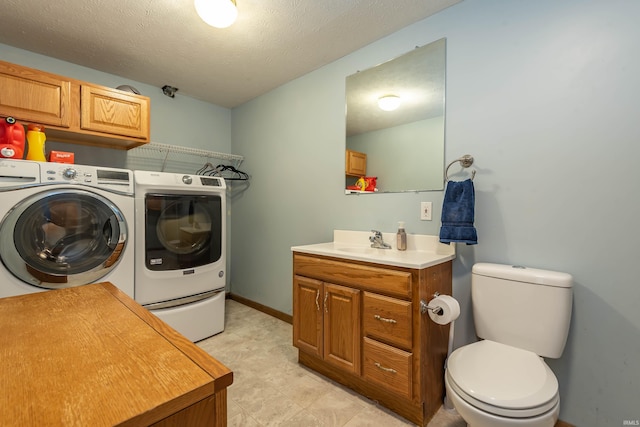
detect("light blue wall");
top-left (347, 116), bottom-right (444, 191)
top-left (231, 0), bottom-right (640, 425)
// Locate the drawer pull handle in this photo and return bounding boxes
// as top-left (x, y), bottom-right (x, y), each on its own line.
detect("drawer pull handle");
top-left (374, 314), bottom-right (397, 324)
top-left (374, 362), bottom-right (397, 374)
top-left (315, 290), bottom-right (320, 311)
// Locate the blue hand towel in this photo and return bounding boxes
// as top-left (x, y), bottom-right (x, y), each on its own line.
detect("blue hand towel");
top-left (439, 179), bottom-right (477, 245)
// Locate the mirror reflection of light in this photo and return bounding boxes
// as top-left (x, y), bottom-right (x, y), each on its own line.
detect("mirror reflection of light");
top-left (378, 95), bottom-right (401, 111)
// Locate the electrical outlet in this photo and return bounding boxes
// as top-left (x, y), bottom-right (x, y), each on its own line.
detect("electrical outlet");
top-left (421, 202), bottom-right (432, 221)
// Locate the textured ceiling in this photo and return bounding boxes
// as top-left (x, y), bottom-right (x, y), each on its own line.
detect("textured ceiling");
top-left (0, 0), bottom-right (460, 108)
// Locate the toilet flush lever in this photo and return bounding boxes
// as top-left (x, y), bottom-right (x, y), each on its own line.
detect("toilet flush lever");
top-left (420, 292), bottom-right (444, 316)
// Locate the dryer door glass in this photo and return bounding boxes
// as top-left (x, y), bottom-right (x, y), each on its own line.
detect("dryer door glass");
top-left (0, 189), bottom-right (128, 289)
top-left (144, 194), bottom-right (222, 271)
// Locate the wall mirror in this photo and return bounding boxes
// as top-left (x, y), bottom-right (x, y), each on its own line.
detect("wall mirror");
top-left (345, 38), bottom-right (446, 194)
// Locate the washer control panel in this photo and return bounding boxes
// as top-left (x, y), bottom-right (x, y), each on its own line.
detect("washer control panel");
top-left (41, 164), bottom-right (134, 194)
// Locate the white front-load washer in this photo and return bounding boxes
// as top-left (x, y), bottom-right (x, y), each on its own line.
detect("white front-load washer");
top-left (0, 159), bottom-right (135, 298)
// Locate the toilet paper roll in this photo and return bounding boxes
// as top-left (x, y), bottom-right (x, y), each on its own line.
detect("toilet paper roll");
top-left (428, 295), bottom-right (460, 325)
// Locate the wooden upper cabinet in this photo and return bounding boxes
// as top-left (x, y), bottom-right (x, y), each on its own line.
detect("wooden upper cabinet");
top-left (0, 60), bottom-right (150, 149)
top-left (0, 62), bottom-right (71, 128)
top-left (81, 84), bottom-right (149, 139)
top-left (346, 149), bottom-right (366, 176)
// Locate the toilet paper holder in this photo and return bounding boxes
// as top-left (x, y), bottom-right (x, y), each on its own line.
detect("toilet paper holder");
top-left (420, 292), bottom-right (444, 316)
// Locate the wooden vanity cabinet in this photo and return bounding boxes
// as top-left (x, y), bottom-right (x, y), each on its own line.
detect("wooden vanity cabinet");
top-left (292, 252), bottom-right (452, 426)
top-left (345, 149), bottom-right (367, 176)
top-left (0, 60), bottom-right (150, 149)
top-left (80, 83), bottom-right (149, 140)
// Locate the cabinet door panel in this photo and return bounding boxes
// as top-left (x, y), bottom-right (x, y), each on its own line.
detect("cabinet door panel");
top-left (324, 283), bottom-right (361, 375)
top-left (0, 62), bottom-right (71, 127)
top-left (345, 149), bottom-right (366, 176)
top-left (293, 276), bottom-right (323, 357)
top-left (81, 85), bottom-right (149, 139)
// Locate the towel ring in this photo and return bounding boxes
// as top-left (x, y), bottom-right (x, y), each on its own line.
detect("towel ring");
top-left (445, 155), bottom-right (476, 182)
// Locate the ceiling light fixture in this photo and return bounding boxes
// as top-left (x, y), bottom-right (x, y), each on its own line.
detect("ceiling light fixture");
top-left (378, 95), bottom-right (401, 111)
top-left (194, 0), bottom-right (238, 29)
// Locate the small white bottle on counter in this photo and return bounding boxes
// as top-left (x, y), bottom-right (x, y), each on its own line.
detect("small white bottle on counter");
top-left (396, 221), bottom-right (407, 251)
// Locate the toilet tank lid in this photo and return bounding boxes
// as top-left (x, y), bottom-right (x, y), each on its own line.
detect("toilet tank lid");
top-left (472, 263), bottom-right (573, 288)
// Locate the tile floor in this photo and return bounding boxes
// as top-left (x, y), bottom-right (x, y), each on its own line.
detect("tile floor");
top-left (197, 299), bottom-right (466, 427)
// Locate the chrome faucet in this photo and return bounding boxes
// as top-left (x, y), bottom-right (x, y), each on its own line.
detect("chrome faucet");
top-left (369, 230), bottom-right (392, 249)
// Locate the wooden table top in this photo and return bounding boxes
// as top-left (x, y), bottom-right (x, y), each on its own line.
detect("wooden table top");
top-left (0, 282), bottom-right (232, 426)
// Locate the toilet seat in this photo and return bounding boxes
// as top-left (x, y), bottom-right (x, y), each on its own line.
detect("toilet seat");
top-left (447, 340), bottom-right (559, 418)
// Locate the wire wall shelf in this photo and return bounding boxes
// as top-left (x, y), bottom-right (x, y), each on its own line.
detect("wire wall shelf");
top-left (126, 142), bottom-right (244, 175)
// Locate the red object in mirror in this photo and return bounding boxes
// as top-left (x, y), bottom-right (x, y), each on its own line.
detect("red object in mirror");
top-left (364, 176), bottom-right (377, 191)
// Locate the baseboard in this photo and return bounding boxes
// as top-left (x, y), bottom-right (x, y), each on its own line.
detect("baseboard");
top-left (227, 293), bottom-right (293, 324)
top-left (556, 421), bottom-right (574, 427)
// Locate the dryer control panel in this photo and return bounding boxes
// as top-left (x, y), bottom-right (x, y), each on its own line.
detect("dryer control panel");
top-left (134, 170), bottom-right (226, 191)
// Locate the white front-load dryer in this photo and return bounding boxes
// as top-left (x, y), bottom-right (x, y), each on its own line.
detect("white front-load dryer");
top-left (133, 169), bottom-right (227, 342)
top-left (0, 159), bottom-right (135, 298)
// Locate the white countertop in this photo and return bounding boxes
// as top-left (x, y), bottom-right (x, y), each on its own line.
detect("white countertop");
top-left (291, 230), bottom-right (455, 269)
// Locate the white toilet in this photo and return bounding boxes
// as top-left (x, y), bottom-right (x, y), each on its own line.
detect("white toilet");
top-left (445, 263), bottom-right (573, 427)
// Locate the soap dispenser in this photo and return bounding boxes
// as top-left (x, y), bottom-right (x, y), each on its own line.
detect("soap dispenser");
top-left (397, 221), bottom-right (407, 251)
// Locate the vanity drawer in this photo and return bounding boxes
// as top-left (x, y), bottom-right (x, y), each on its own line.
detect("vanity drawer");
top-left (363, 337), bottom-right (412, 399)
top-left (293, 254), bottom-right (412, 298)
top-left (363, 292), bottom-right (412, 350)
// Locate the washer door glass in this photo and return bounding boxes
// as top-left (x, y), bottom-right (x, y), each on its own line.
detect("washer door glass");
top-left (145, 194), bottom-right (222, 271)
top-left (0, 189), bottom-right (128, 289)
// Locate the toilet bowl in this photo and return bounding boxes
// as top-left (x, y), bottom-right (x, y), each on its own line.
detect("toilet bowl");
top-left (446, 263), bottom-right (572, 427)
top-left (445, 340), bottom-right (559, 427)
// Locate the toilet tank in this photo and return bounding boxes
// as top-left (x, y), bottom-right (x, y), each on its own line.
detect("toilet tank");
top-left (472, 263), bottom-right (573, 358)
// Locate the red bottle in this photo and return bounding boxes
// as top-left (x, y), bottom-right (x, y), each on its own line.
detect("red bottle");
top-left (0, 117), bottom-right (25, 159)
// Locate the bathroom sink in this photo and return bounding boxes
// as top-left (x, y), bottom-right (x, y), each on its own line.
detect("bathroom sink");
top-left (291, 230), bottom-right (456, 269)
top-left (336, 246), bottom-right (387, 255)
